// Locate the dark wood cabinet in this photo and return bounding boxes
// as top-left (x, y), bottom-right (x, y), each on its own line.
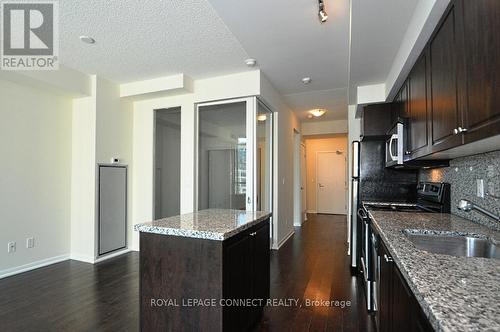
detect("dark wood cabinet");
top-left (140, 219), bottom-right (270, 332)
top-left (360, 103), bottom-right (393, 139)
top-left (456, 0), bottom-right (500, 143)
top-left (391, 0), bottom-right (500, 160)
top-left (407, 53), bottom-right (430, 158)
top-left (223, 221), bottom-right (270, 331)
top-left (378, 241), bottom-right (393, 332)
top-left (223, 231), bottom-right (254, 331)
top-left (377, 237), bottom-right (434, 332)
top-left (392, 264), bottom-right (414, 331)
top-left (392, 81), bottom-right (409, 124)
top-left (428, 3), bottom-right (463, 153)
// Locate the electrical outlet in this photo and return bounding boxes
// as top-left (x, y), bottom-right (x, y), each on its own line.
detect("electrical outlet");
top-left (477, 179), bottom-right (485, 198)
top-left (8, 242), bottom-right (16, 253)
top-left (26, 237), bottom-right (35, 248)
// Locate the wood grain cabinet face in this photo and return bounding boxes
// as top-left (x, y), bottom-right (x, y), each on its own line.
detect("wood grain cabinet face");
top-left (223, 221), bottom-right (270, 331)
top-left (407, 54), bottom-right (430, 158)
top-left (456, 0), bottom-right (500, 143)
top-left (375, 234), bottom-right (434, 332)
top-left (377, 242), bottom-right (393, 332)
top-left (429, 4), bottom-right (463, 153)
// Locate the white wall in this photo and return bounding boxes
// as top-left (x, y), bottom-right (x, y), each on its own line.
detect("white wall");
top-left (260, 74), bottom-right (300, 249)
top-left (71, 76), bottom-right (133, 262)
top-left (301, 119), bottom-right (348, 136)
top-left (70, 79), bottom-right (97, 262)
top-left (0, 79), bottom-right (72, 276)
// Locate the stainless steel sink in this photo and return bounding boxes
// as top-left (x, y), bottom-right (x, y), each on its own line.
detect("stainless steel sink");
top-left (404, 231), bottom-right (499, 259)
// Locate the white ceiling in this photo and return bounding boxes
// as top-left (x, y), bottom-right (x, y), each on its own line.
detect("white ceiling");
top-left (56, 0), bottom-right (420, 122)
top-left (58, 0), bottom-right (250, 82)
top-left (349, 0), bottom-right (419, 104)
top-left (207, 0), bottom-right (350, 121)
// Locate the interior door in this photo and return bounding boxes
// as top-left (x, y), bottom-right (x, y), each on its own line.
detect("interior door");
top-left (317, 151), bottom-right (346, 214)
top-left (300, 144), bottom-right (307, 221)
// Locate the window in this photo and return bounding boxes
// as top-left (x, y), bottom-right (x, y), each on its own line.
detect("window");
top-left (234, 138), bottom-right (247, 194)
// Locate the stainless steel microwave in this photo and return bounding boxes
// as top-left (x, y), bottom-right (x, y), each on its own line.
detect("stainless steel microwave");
top-left (385, 122), bottom-right (404, 167)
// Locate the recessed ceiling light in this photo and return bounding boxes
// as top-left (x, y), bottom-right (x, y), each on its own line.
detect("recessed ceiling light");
top-left (309, 109), bottom-right (327, 117)
top-left (318, 0), bottom-right (328, 23)
top-left (79, 35), bottom-right (95, 44)
top-left (245, 58), bottom-right (257, 67)
top-left (301, 77), bottom-right (312, 84)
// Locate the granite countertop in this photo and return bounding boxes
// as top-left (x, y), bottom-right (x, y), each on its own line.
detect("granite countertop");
top-left (368, 210), bottom-right (500, 332)
top-left (134, 209), bottom-right (271, 241)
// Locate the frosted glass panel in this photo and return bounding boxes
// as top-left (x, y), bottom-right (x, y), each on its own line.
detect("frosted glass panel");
top-left (155, 108), bottom-right (181, 219)
top-left (198, 102), bottom-right (246, 210)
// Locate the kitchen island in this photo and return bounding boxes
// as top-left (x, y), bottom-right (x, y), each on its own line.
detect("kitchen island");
top-left (134, 209), bottom-right (272, 332)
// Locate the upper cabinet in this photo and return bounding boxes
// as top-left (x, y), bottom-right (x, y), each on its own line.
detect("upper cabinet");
top-left (407, 53), bottom-right (430, 158)
top-left (456, 0), bottom-right (500, 144)
top-left (360, 103), bottom-right (393, 139)
top-left (393, 0), bottom-right (500, 160)
top-left (428, 3), bottom-right (463, 153)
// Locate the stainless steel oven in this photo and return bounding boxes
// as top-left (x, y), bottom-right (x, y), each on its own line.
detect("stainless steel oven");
top-left (385, 122), bottom-right (404, 167)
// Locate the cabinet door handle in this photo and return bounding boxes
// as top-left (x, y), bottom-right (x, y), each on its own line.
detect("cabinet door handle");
top-left (458, 127), bottom-right (468, 133)
top-left (250, 232), bottom-right (257, 236)
top-left (384, 254), bottom-right (393, 263)
top-left (453, 128), bottom-right (459, 135)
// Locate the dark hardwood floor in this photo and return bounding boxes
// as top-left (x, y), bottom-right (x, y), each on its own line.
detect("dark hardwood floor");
top-left (255, 214), bottom-right (375, 332)
top-left (0, 214), bottom-right (375, 332)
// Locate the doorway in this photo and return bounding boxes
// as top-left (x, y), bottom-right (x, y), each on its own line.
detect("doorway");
top-left (196, 98), bottom-right (273, 212)
top-left (154, 107), bottom-right (181, 219)
top-left (304, 135), bottom-right (348, 215)
top-left (317, 151), bottom-right (346, 214)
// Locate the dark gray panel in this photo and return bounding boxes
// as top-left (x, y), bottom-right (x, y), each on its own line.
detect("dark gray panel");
top-left (99, 166), bottom-right (127, 255)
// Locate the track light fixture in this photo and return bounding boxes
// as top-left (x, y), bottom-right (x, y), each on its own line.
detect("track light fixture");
top-left (318, 0), bottom-right (328, 23)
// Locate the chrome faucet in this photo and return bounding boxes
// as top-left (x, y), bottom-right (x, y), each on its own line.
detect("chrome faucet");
top-left (457, 199), bottom-right (500, 222)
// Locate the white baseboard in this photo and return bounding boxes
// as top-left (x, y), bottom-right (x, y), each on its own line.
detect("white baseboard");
top-left (70, 253), bottom-right (95, 264)
top-left (0, 254), bottom-right (69, 279)
top-left (272, 230), bottom-right (295, 250)
top-left (307, 210), bottom-right (317, 214)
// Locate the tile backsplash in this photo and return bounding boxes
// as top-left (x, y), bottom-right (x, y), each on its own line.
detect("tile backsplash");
top-left (419, 150), bottom-right (500, 230)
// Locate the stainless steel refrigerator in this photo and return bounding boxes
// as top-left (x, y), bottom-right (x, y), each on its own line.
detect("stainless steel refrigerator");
top-left (348, 139), bottom-right (417, 268)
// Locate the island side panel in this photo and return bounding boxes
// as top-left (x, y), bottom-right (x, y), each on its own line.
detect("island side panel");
top-left (140, 232), bottom-right (223, 332)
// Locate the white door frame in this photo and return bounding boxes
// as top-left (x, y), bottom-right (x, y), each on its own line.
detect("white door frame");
top-left (256, 99), bottom-right (274, 214)
top-left (293, 129), bottom-right (301, 226)
top-left (315, 150), bottom-right (347, 214)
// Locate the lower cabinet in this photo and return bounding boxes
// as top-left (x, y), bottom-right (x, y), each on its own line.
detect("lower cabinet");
top-left (222, 221), bottom-right (270, 331)
top-left (139, 219), bottom-right (270, 332)
top-left (378, 240), bottom-right (434, 332)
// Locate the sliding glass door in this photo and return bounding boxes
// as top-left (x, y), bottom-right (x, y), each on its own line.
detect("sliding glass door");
top-left (197, 97), bottom-right (272, 212)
